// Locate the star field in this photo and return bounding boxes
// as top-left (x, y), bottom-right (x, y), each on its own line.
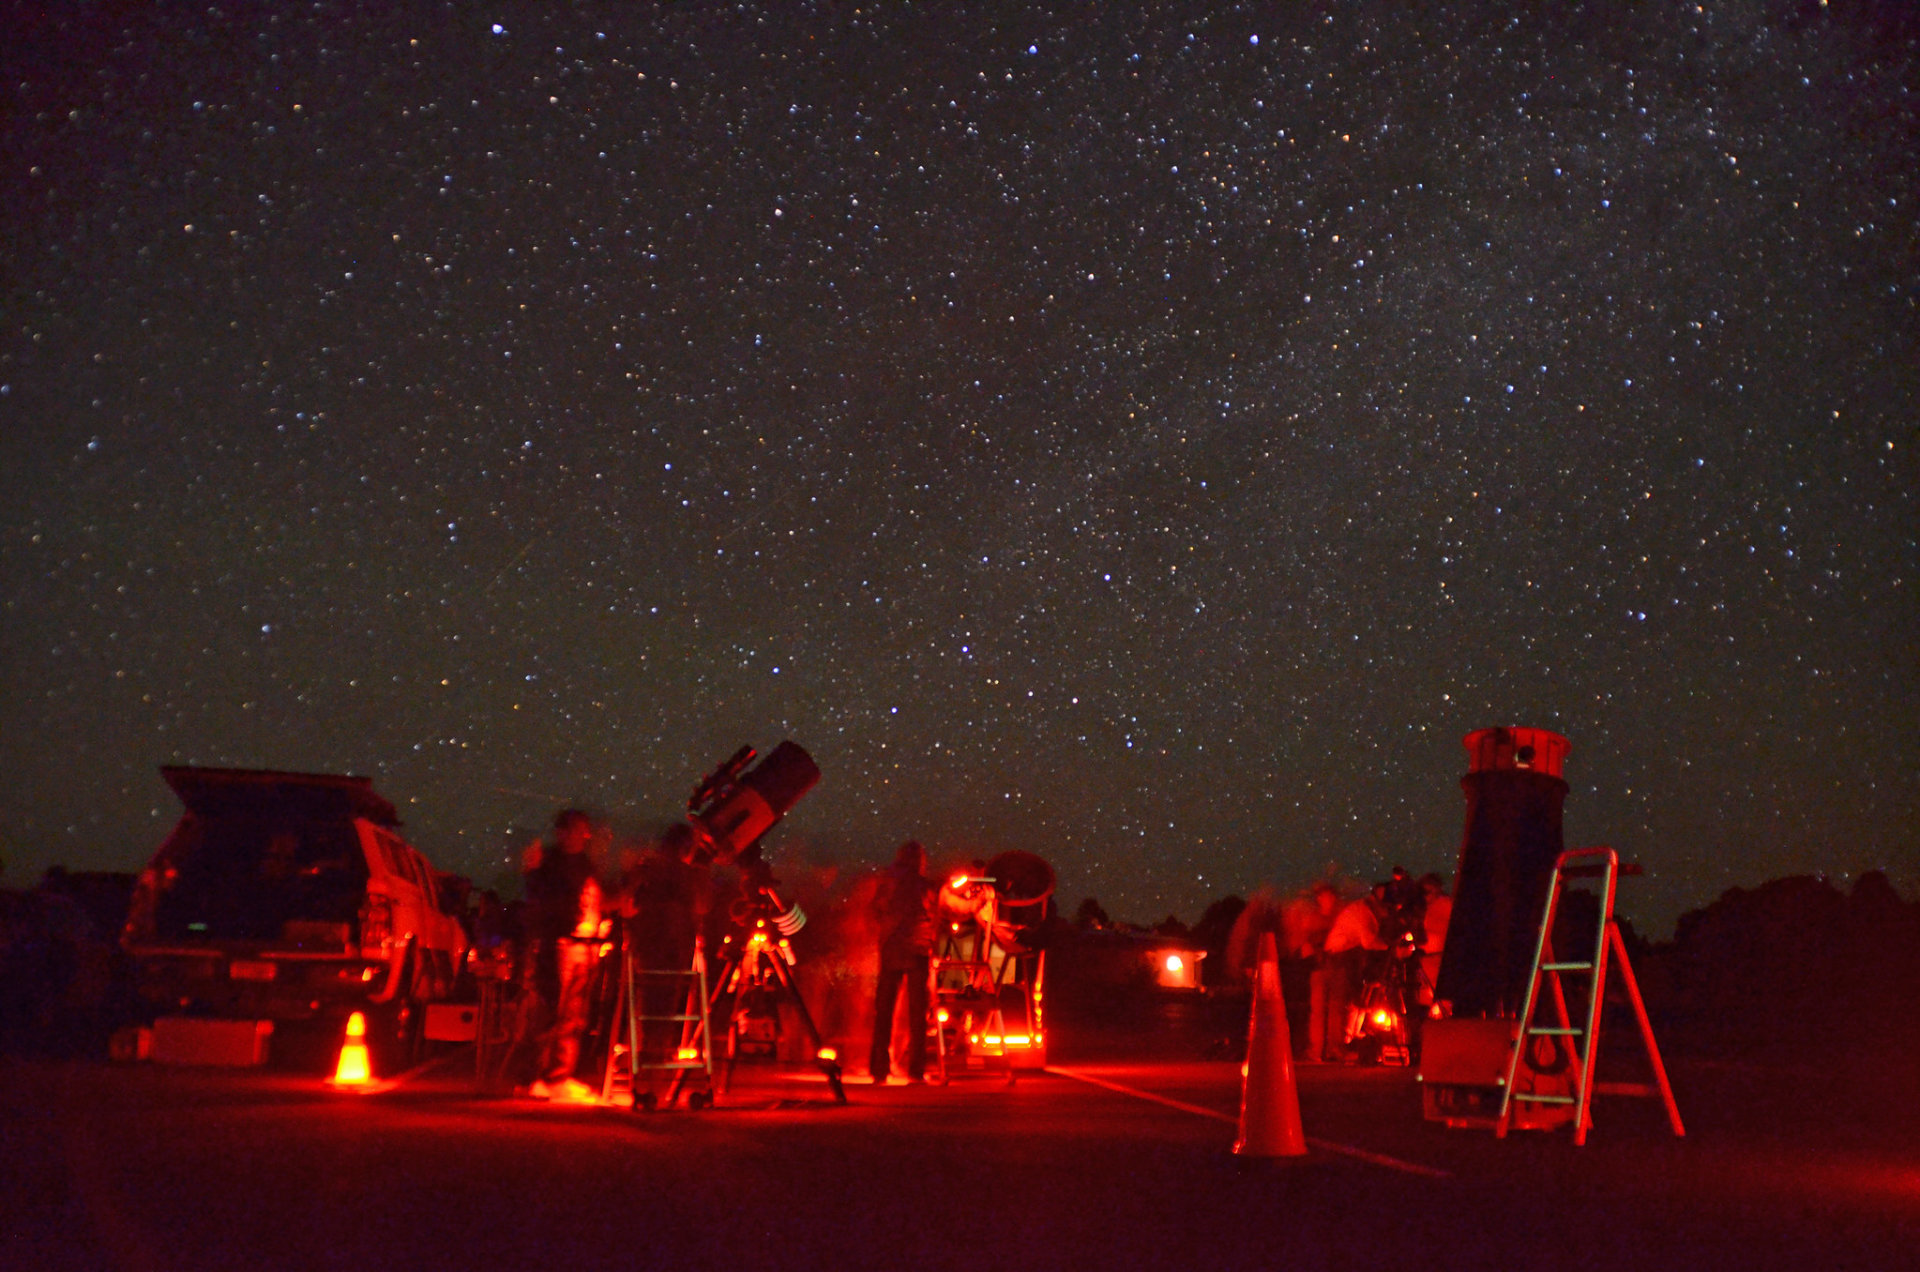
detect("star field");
top-left (3, 3), bottom-right (1914, 935)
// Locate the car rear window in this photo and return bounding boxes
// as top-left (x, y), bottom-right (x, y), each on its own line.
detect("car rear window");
top-left (154, 815), bottom-right (370, 941)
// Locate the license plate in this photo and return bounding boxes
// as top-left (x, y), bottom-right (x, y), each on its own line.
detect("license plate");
top-left (229, 959), bottom-right (278, 982)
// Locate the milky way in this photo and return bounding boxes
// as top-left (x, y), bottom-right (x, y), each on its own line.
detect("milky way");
top-left (4, 4), bottom-right (1914, 934)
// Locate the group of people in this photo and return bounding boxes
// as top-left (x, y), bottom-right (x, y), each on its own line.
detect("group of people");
top-left (1260, 870), bottom-right (1451, 1064)
top-left (506, 807), bottom-right (1451, 1092)
top-left (502, 814), bottom-right (949, 1099)
top-left (502, 809), bottom-right (711, 1102)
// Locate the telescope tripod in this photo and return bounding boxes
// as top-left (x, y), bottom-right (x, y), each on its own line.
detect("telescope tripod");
top-left (707, 913), bottom-right (847, 1104)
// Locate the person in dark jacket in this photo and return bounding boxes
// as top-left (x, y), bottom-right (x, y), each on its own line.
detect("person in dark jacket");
top-left (867, 840), bottom-right (935, 1083)
top-left (521, 808), bottom-right (603, 1100)
top-left (619, 822), bottom-right (713, 1064)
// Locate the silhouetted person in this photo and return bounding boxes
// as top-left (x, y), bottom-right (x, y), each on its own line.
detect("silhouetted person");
top-left (620, 823), bottom-right (713, 1063)
top-left (1418, 873), bottom-right (1452, 997)
top-left (522, 808), bottom-right (603, 1100)
top-left (1282, 882), bottom-right (1340, 1062)
top-left (868, 840), bottom-right (935, 1082)
top-left (1322, 884), bottom-right (1388, 1063)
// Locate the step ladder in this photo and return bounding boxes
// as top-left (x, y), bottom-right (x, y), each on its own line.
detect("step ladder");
top-left (602, 936), bottom-right (715, 1111)
top-left (1498, 846), bottom-right (1685, 1144)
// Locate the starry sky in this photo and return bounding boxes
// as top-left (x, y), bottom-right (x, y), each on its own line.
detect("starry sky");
top-left (3, 3), bottom-right (1914, 937)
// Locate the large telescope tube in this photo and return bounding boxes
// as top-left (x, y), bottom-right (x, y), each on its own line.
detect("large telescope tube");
top-left (688, 741), bottom-right (821, 866)
top-left (1433, 727), bottom-right (1571, 1018)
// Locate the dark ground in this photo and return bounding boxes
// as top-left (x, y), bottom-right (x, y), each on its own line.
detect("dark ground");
top-left (3, 993), bottom-right (1915, 1272)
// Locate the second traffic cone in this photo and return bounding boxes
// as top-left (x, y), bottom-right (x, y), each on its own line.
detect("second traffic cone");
top-left (1234, 932), bottom-right (1307, 1158)
top-left (329, 1010), bottom-right (374, 1089)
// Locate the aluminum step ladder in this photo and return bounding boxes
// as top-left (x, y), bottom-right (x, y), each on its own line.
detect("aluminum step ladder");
top-left (602, 935), bottom-right (715, 1110)
top-left (1498, 846), bottom-right (1685, 1144)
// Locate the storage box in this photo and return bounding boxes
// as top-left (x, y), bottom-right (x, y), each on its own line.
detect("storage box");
top-left (1418, 1016), bottom-right (1516, 1085)
top-left (1417, 1016), bottom-right (1573, 1129)
top-left (151, 1017), bottom-right (273, 1066)
top-left (424, 1002), bottom-right (479, 1042)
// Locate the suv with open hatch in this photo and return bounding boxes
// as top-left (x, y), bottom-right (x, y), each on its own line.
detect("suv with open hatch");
top-left (121, 767), bottom-right (469, 1058)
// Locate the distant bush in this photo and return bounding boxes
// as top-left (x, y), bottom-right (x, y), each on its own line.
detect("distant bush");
top-left (1639, 872), bottom-right (1920, 1058)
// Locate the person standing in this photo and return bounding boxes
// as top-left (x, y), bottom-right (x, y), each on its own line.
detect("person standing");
top-left (619, 823), bottom-right (713, 1065)
top-left (1282, 882), bottom-right (1340, 1062)
top-left (868, 840), bottom-right (935, 1083)
top-left (1417, 873), bottom-right (1452, 1001)
top-left (1321, 883), bottom-right (1388, 1063)
top-left (522, 808), bottom-right (603, 1101)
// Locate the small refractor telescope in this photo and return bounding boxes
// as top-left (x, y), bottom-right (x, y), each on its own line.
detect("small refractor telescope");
top-left (685, 741), bottom-right (820, 869)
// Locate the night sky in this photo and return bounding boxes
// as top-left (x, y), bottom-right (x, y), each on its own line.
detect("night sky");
top-left (4, 3), bottom-right (1914, 936)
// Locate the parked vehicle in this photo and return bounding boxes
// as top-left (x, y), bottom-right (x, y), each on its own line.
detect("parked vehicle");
top-left (121, 767), bottom-right (469, 1060)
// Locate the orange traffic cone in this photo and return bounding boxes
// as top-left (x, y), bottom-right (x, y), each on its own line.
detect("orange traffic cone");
top-left (1234, 932), bottom-right (1307, 1158)
top-left (329, 1011), bottom-right (374, 1089)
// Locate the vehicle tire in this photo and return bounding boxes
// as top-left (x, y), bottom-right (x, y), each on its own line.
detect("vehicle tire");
top-left (372, 950), bottom-right (424, 1072)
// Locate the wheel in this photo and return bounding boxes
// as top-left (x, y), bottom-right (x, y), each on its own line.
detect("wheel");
top-left (688, 1090), bottom-right (713, 1110)
top-left (634, 1091), bottom-right (657, 1112)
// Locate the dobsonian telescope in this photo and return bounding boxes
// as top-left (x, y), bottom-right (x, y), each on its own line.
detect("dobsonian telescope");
top-left (1434, 726), bottom-right (1571, 1018)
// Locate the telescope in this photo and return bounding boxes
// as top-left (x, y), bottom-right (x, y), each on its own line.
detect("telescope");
top-left (675, 740), bottom-right (843, 1102)
top-left (685, 741), bottom-right (820, 868)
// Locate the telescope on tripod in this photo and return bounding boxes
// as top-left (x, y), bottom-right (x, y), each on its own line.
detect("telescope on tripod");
top-left (604, 740), bottom-right (848, 1106)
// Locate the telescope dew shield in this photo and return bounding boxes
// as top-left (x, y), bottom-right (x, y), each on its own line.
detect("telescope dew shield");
top-left (739, 740), bottom-right (820, 814)
top-left (692, 741), bottom-right (821, 864)
top-left (1434, 727), bottom-right (1570, 1019)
